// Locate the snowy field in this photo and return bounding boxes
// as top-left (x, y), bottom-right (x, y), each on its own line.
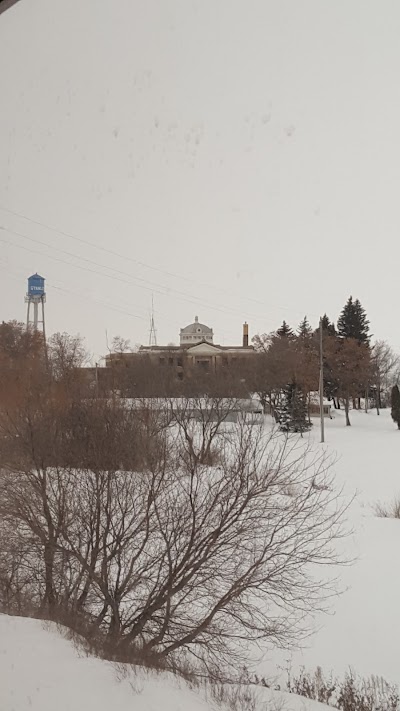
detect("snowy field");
top-left (0, 614), bottom-right (327, 711)
top-left (261, 408), bottom-right (400, 686)
top-left (1, 409), bottom-right (399, 710)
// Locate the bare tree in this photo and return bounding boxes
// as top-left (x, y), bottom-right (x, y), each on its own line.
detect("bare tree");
top-left (47, 332), bottom-right (89, 380)
top-left (111, 335), bottom-right (132, 354)
top-left (325, 337), bottom-right (371, 426)
top-left (371, 340), bottom-right (400, 414)
top-left (252, 330), bottom-right (318, 419)
top-left (0, 384), bottom-right (346, 673)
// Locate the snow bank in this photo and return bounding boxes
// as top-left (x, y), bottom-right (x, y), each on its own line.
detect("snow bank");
top-left (0, 613), bottom-right (329, 711)
top-left (0, 614), bottom-right (211, 711)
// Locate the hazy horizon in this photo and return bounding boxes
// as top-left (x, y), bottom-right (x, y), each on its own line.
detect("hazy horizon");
top-left (1, 0), bottom-right (400, 360)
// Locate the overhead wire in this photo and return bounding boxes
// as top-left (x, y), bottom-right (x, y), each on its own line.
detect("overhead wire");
top-left (0, 259), bottom-right (148, 322)
top-left (0, 205), bottom-right (248, 303)
top-left (0, 227), bottom-right (266, 322)
top-left (1, 234), bottom-right (264, 348)
top-left (0, 226), bottom-right (169, 322)
top-left (0, 261), bottom-right (246, 346)
top-left (0, 204), bottom-right (318, 320)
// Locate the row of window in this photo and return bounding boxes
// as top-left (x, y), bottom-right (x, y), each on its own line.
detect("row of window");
top-left (159, 356), bottom-right (241, 366)
top-left (159, 357), bottom-right (213, 368)
top-left (181, 335), bottom-right (212, 341)
top-left (159, 357), bottom-right (183, 366)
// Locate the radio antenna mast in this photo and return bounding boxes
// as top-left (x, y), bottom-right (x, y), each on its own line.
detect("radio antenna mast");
top-left (149, 295), bottom-right (157, 346)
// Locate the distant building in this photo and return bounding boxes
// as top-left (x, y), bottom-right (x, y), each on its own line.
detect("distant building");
top-left (104, 318), bottom-right (256, 395)
top-left (180, 316), bottom-right (213, 346)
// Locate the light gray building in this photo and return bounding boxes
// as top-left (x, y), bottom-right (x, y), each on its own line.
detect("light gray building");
top-left (180, 316), bottom-right (214, 346)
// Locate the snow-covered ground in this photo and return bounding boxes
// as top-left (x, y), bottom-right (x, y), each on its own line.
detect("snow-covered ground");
top-left (0, 614), bottom-right (212, 711)
top-left (0, 614), bottom-right (326, 711)
top-left (261, 408), bottom-right (400, 686)
top-left (1, 409), bottom-right (399, 710)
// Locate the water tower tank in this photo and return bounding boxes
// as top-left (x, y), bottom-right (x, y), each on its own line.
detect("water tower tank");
top-left (27, 273), bottom-right (45, 297)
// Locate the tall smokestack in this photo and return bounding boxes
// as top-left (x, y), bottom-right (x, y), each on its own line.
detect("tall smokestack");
top-left (243, 322), bottom-right (249, 348)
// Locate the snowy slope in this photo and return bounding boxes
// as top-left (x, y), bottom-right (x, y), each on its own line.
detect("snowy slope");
top-left (0, 614), bottom-right (327, 711)
top-left (261, 409), bottom-right (400, 686)
top-left (1, 411), bottom-right (400, 708)
top-left (0, 614), bottom-right (214, 711)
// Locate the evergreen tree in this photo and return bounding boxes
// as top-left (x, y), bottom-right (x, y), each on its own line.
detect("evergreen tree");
top-left (314, 316), bottom-right (338, 406)
top-left (353, 299), bottom-right (370, 342)
top-left (391, 385), bottom-right (400, 429)
top-left (320, 314), bottom-right (336, 336)
top-left (278, 380), bottom-right (312, 434)
top-left (297, 316), bottom-right (312, 339)
top-left (277, 320), bottom-right (294, 338)
top-left (337, 296), bottom-right (370, 343)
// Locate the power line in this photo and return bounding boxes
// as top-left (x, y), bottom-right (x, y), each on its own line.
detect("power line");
top-left (0, 255), bottom-right (238, 339)
top-left (0, 262), bottom-right (249, 348)
top-left (0, 224), bottom-right (177, 316)
top-left (0, 260), bottom-right (148, 322)
top-left (0, 204), bottom-right (233, 296)
top-left (0, 204), bottom-right (316, 319)
top-left (0, 227), bottom-right (263, 321)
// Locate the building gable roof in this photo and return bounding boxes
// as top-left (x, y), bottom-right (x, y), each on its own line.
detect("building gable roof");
top-left (186, 341), bottom-right (223, 355)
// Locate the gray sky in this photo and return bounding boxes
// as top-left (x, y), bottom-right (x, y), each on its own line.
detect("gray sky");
top-left (1, 0), bottom-right (400, 360)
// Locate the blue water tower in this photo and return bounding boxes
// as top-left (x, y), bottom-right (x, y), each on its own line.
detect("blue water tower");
top-left (26, 273), bottom-right (46, 333)
top-left (27, 273), bottom-right (45, 297)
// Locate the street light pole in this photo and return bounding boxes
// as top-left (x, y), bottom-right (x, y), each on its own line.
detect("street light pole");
top-left (319, 316), bottom-right (325, 443)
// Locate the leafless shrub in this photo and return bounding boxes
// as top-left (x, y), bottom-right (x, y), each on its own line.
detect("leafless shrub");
top-left (0, 378), bottom-right (348, 676)
top-left (374, 497), bottom-right (400, 519)
top-left (288, 666), bottom-right (337, 705)
top-left (288, 667), bottom-right (399, 711)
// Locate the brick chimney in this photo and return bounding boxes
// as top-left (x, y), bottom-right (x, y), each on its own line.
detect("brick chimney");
top-left (243, 322), bottom-right (249, 348)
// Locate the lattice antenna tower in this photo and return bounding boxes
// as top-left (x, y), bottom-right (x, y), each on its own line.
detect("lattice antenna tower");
top-left (149, 295), bottom-right (157, 346)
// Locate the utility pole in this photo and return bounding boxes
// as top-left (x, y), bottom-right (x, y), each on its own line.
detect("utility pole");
top-left (319, 316), bottom-right (325, 443)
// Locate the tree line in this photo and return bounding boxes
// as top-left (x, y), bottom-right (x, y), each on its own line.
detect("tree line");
top-left (0, 320), bottom-right (345, 675)
top-left (251, 296), bottom-right (400, 428)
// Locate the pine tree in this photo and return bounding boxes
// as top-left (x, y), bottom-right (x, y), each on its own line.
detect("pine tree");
top-left (337, 296), bottom-right (370, 343)
top-left (297, 316), bottom-right (312, 339)
top-left (313, 316), bottom-right (338, 405)
top-left (320, 314), bottom-right (336, 336)
top-left (323, 358), bottom-right (339, 405)
top-left (391, 385), bottom-right (400, 429)
top-left (279, 380), bottom-right (312, 434)
top-left (277, 320), bottom-right (294, 338)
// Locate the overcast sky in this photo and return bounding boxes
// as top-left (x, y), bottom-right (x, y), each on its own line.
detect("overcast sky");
top-left (1, 0), bottom-right (400, 360)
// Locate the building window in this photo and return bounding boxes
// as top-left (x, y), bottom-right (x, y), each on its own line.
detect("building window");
top-left (168, 357), bottom-right (174, 366)
top-left (177, 358), bottom-right (183, 367)
top-left (196, 359), bottom-right (210, 372)
top-left (159, 357), bottom-right (165, 365)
